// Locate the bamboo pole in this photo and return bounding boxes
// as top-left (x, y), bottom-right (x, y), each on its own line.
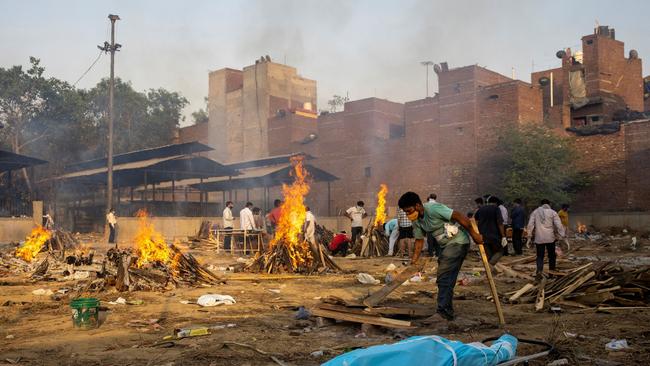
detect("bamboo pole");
top-left (471, 220), bottom-right (506, 325)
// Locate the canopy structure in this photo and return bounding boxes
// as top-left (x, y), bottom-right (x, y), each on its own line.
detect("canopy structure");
top-left (50, 142), bottom-right (236, 188)
top-left (190, 163), bottom-right (337, 192)
top-left (0, 150), bottom-right (47, 172)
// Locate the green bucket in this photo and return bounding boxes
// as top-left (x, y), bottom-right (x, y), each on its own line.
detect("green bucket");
top-left (70, 298), bottom-right (100, 330)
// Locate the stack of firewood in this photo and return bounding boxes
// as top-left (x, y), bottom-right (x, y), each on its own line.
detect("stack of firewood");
top-left (247, 238), bottom-right (341, 274)
top-left (506, 262), bottom-right (650, 311)
top-left (351, 218), bottom-right (388, 257)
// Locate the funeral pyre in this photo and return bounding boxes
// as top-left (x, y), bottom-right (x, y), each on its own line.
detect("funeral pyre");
top-left (2, 211), bottom-right (222, 292)
top-left (248, 156), bottom-right (340, 273)
top-left (352, 184), bottom-right (389, 257)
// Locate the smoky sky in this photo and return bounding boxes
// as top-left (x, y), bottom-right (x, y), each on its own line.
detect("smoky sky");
top-left (1, 0), bottom-right (649, 126)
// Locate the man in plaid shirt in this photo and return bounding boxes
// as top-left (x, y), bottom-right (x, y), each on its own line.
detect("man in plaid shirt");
top-left (396, 208), bottom-right (414, 257)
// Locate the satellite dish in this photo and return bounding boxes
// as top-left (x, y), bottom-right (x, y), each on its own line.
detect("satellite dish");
top-left (538, 77), bottom-right (550, 86)
top-left (556, 50), bottom-right (566, 59)
top-left (433, 64), bottom-right (442, 74)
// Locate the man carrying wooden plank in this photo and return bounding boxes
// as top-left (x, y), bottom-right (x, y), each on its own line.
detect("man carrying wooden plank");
top-left (398, 192), bottom-right (484, 322)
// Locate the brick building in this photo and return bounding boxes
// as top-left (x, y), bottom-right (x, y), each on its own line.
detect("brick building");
top-left (179, 26), bottom-right (650, 216)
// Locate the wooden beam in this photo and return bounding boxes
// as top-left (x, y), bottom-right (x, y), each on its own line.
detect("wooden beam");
top-left (509, 283), bottom-right (535, 302)
top-left (310, 308), bottom-right (414, 329)
top-left (363, 264), bottom-right (423, 308)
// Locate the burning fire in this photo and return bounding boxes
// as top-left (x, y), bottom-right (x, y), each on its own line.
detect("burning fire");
top-left (15, 226), bottom-right (52, 262)
top-left (373, 184), bottom-right (388, 227)
top-left (577, 222), bottom-right (587, 234)
top-left (268, 156), bottom-right (313, 270)
top-left (133, 209), bottom-right (171, 267)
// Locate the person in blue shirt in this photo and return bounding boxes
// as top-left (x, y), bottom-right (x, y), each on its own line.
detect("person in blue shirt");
top-left (398, 192), bottom-right (483, 322)
top-left (384, 218), bottom-right (399, 256)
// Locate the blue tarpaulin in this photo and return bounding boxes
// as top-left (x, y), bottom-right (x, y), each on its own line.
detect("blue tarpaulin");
top-left (322, 334), bottom-right (517, 366)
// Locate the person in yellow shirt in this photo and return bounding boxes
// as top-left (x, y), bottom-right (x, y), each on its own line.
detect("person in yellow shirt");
top-left (558, 204), bottom-right (570, 231)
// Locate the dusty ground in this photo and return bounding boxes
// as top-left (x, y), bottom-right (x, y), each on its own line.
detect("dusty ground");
top-left (1, 235), bottom-right (650, 365)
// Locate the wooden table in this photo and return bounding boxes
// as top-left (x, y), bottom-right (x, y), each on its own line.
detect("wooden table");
top-left (212, 229), bottom-right (265, 255)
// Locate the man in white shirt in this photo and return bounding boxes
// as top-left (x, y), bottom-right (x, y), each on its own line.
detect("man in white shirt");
top-left (304, 206), bottom-right (316, 246)
top-left (428, 193), bottom-right (437, 203)
top-left (106, 208), bottom-right (117, 246)
top-left (527, 199), bottom-right (566, 279)
top-left (222, 201), bottom-right (234, 250)
top-left (345, 201), bottom-right (367, 245)
top-left (240, 202), bottom-right (256, 231)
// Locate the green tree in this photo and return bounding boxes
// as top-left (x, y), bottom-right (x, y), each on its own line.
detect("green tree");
top-left (87, 79), bottom-right (187, 154)
top-left (327, 94), bottom-right (349, 113)
top-left (191, 96), bottom-right (209, 124)
top-left (497, 124), bottom-right (590, 208)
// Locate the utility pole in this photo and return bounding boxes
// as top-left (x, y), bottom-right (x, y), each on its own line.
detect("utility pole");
top-left (420, 61), bottom-right (434, 98)
top-left (99, 14), bottom-right (121, 215)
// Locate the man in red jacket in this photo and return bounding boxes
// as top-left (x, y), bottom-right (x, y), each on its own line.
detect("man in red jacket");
top-left (329, 231), bottom-right (351, 256)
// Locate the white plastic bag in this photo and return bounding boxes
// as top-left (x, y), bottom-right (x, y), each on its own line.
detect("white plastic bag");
top-left (357, 273), bottom-right (380, 285)
top-left (197, 294), bottom-right (236, 307)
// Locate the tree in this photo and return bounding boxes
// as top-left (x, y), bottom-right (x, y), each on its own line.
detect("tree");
top-left (327, 94), bottom-right (349, 113)
top-left (191, 96), bottom-right (209, 124)
top-left (497, 124), bottom-right (590, 208)
top-left (87, 79), bottom-right (188, 154)
top-left (191, 109), bottom-right (208, 124)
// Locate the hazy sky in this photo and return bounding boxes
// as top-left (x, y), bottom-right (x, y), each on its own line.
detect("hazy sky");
top-left (1, 0), bottom-right (649, 126)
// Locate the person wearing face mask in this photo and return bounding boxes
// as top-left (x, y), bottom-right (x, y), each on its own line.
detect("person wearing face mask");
top-left (398, 192), bottom-right (483, 323)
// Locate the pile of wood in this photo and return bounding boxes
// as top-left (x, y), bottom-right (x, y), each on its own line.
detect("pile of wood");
top-left (188, 221), bottom-right (219, 250)
top-left (247, 239), bottom-right (341, 274)
top-left (506, 262), bottom-right (650, 311)
top-left (103, 244), bottom-right (224, 292)
top-left (48, 229), bottom-right (80, 252)
top-left (352, 226), bottom-right (388, 257)
top-left (315, 224), bottom-right (334, 248)
top-left (312, 266), bottom-right (426, 329)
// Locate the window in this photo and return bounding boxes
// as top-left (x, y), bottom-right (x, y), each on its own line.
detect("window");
top-left (389, 124), bottom-right (405, 139)
top-left (364, 167), bottom-right (371, 177)
top-left (488, 94), bottom-right (499, 100)
top-left (456, 127), bottom-right (464, 135)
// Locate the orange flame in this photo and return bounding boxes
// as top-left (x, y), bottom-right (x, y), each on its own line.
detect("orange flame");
top-left (577, 222), bottom-right (587, 234)
top-left (133, 209), bottom-right (171, 267)
top-left (15, 226), bottom-right (51, 262)
top-left (269, 156), bottom-right (313, 270)
top-left (373, 184), bottom-right (388, 227)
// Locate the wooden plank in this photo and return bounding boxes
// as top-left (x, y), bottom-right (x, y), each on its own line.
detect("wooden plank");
top-left (509, 283), bottom-right (535, 302)
top-left (548, 271), bottom-right (595, 303)
top-left (316, 303), bottom-right (378, 317)
top-left (366, 304), bottom-right (436, 317)
top-left (322, 296), bottom-right (365, 308)
top-left (503, 255), bottom-right (536, 266)
top-left (311, 308), bottom-right (414, 329)
top-left (554, 299), bottom-right (590, 309)
top-left (495, 263), bottom-right (534, 281)
top-left (362, 264), bottom-right (423, 308)
top-left (569, 291), bottom-right (614, 306)
top-left (535, 277), bottom-right (546, 312)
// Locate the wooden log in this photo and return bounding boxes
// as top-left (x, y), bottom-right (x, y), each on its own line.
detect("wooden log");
top-left (509, 283), bottom-right (535, 302)
top-left (363, 264), bottom-right (424, 308)
top-left (548, 271), bottom-right (595, 303)
top-left (365, 303), bottom-right (436, 317)
top-left (535, 277), bottom-right (546, 312)
top-left (569, 291), bottom-right (614, 306)
top-left (311, 308), bottom-right (414, 329)
top-left (495, 263), bottom-right (534, 281)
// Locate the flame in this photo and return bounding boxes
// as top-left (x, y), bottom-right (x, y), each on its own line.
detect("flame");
top-left (133, 209), bottom-right (171, 267)
top-left (373, 184), bottom-right (388, 227)
top-left (15, 226), bottom-right (51, 262)
top-left (577, 222), bottom-right (587, 234)
top-left (269, 156), bottom-right (313, 270)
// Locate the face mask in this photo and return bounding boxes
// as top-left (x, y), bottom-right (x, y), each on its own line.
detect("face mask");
top-left (407, 210), bottom-right (420, 222)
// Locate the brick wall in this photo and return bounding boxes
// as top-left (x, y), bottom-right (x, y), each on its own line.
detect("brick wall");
top-left (624, 120), bottom-right (650, 210)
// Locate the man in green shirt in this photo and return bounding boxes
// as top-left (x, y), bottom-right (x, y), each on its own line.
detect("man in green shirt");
top-left (398, 192), bottom-right (483, 322)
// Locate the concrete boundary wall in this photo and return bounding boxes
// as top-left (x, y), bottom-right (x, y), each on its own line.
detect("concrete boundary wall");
top-left (570, 212), bottom-right (650, 231)
top-left (0, 218), bottom-right (36, 243)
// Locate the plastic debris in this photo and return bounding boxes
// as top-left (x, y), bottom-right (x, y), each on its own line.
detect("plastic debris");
top-left (311, 350), bottom-right (324, 357)
top-left (109, 297), bottom-right (127, 305)
top-left (31, 289), bottom-right (53, 296)
top-left (295, 306), bottom-right (311, 320)
top-left (547, 359), bottom-right (569, 366)
top-left (605, 339), bottom-right (630, 351)
top-left (196, 294), bottom-right (236, 307)
top-left (357, 273), bottom-right (380, 285)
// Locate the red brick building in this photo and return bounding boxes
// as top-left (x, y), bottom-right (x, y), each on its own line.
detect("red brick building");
top-left (179, 26), bottom-right (650, 216)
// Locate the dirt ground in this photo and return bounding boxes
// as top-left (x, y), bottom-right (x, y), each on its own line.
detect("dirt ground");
top-left (1, 235), bottom-right (650, 365)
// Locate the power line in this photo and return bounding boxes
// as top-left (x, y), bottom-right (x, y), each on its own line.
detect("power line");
top-left (73, 50), bottom-right (103, 87)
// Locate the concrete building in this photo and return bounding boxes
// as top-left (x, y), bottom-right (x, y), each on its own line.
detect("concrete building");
top-left (206, 59), bottom-right (317, 163)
